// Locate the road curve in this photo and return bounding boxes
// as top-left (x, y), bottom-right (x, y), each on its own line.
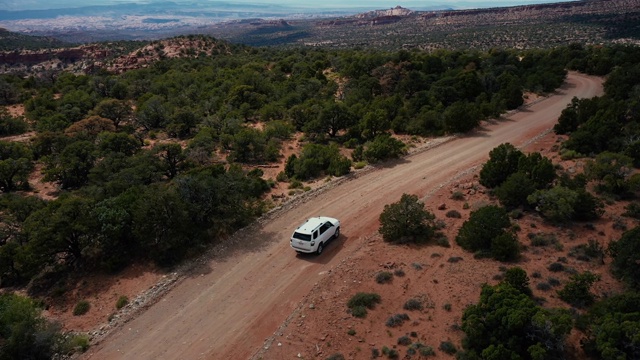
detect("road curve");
top-left (83, 72), bottom-right (603, 360)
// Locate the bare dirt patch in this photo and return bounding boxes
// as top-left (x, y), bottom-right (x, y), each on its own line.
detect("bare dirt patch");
top-left (5, 104), bottom-right (25, 117)
top-left (43, 264), bottom-right (165, 333)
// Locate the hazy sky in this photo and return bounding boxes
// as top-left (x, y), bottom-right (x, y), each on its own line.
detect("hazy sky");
top-left (1, 0), bottom-right (576, 11)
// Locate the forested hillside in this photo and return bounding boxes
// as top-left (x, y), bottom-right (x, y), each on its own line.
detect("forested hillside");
top-left (0, 27), bottom-right (68, 51)
top-left (1, 34), bottom-right (640, 358)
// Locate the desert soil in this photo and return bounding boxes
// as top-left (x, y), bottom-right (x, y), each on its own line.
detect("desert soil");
top-left (75, 72), bottom-right (615, 360)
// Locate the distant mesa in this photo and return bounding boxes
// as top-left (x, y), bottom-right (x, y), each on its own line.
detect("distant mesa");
top-left (317, 6), bottom-right (413, 27)
top-left (356, 5), bottom-right (414, 19)
top-left (249, 19), bottom-right (291, 28)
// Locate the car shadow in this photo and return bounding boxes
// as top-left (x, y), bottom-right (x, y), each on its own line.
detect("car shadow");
top-left (295, 233), bottom-right (349, 265)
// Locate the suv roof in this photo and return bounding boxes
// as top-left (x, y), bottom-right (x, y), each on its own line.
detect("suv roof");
top-left (295, 217), bottom-right (326, 235)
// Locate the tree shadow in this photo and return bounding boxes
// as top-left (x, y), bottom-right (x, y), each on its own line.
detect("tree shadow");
top-left (183, 224), bottom-right (283, 277)
top-left (517, 106), bottom-right (533, 113)
top-left (371, 157), bottom-right (410, 169)
top-left (460, 127), bottom-right (491, 138)
top-left (558, 80), bottom-right (577, 91)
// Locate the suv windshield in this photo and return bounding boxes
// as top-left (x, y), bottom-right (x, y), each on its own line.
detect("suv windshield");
top-left (292, 232), bottom-right (311, 241)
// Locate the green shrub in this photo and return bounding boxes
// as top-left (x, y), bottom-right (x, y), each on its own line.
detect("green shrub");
top-left (585, 152), bottom-right (634, 196)
top-left (557, 271), bottom-right (600, 308)
top-left (403, 298), bottom-right (423, 311)
top-left (115, 295), bottom-right (129, 310)
top-left (65, 333), bottom-right (90, 352)
top-left (503, 267), bottom-right (531, 295)
top-left (580, 292), bottom-right (640, 359)
top-left (461, 282), bottom-right (572, 359)
top-left (325, 353), bottom-right (345, 360)
top-left (610, 227), bottom-right (640, 289)
top-left (363, 133), bottom-right (406, 163)
top-left (436, 235), bottom-right (450, 247)
top-left (537, 282), bottom-right (552, 291)
top-left (446, 209), bottom-right (462, 218)
top-left (568, 240), bottom-right (604, 261)
top-left (351, 305), bottom-right (367, 318)
top-left (0, 293), bottom-right (62, 358)
top-left (548, 262), bottom-right (565, 272)
top-left (574, 190), bottom-right (605, 221)
top-left (386, 348), bottom-right (399, 359)
top-left (528, 186), bottom-right (577, 223)
top-left (548, 277), bottom-right (561, 287)
top-left (495, 172), bottom-right (536, 208)
top-left (490, 232), bottom-right (521, 261)
top-left (276, 171), bottom-right (288, 182)
top-left (560, 149), bottom-right (583, 160)
top-left (397, 335), bottom-right (412, 345)
top-left (0, 112), bottom-right (29, 136)
top-left (73, 300), bottom-right (91, 316)
top-left (393, 268), bottom-right (405, 277)
top-left (439, 341), bottom-right (457, 355)
top-left (379, 193), bottom-right (436, 244)
top-left (376, 271), bottom-right (393, 284)
top-left (347, 292), bottom-right (381, 318)
top-left (264, 120), bottom-right (294, 140)
top-left (286, 143), bottom-right (351, 180)
top-left (289, 179), bottom-right (303, 189)
top-left (344, 138), bottom-right (359, 149)
top-left (479, 143), bottom-right (524, 188)
top-left (353, 161), bottom-right (367, 169)
top-left (418, 346), bottom-right (435, 356)
top-left (386, 313), bottom-right (410, 327)
top-left (347, 329), bottom-right (356, 336)
top-left (622, 201), bottom-right (640, 219)
top-left (443, 303), bottom-right (452, 311)
top-left (456, 205), bottom-right (511, 253)
top-left (529, 233), bottom-right (557, 247)
top-left (451, 191), bottom-right (465, 200)
top-left (352, 144), bottom-right (364, 161)
top-left (510, 208), bottom-right (524, 219)
top-left (348, 293), bottom-right (382, 308)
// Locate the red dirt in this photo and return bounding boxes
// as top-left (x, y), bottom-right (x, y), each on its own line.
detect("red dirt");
top-left (43, 264), bottom-right (164, 333)
top-left (67, 72), bottom-right (620, 360)
top-left (5, 104), bottom-right (24, 117)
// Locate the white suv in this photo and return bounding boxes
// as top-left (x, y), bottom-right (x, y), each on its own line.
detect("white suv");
top-left (290, 216), bottom-right (341, 254)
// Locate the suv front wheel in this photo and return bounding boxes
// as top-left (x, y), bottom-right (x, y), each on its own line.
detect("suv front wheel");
top-left (334, 227), bottom-right (340, 239)
top-left (316, 242), bottom-right (324, 254)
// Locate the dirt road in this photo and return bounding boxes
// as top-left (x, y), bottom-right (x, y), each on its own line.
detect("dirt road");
top-left (84, 72), bottom-right (603, 360)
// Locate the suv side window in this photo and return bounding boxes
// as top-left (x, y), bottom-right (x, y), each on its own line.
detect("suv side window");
top-left (313, 230), bottom-right (318, 239)
top-left (319, 222), bottom-right (331, 235)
